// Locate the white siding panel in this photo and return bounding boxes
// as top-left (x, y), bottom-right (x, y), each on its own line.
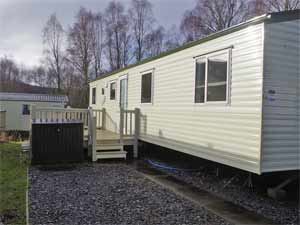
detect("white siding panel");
top-left (261, 19), bottom-right (300, 172)
top-left (90, 23), bottom-right (265, 174)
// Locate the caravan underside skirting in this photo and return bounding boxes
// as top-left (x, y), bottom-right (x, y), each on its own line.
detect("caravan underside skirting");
top-left (139, 134), bottom-right (261, 174)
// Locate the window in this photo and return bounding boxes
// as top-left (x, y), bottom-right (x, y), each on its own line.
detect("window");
top-left (102, 88), bottom-right (105, 95)
top-left (195, 50), bottom-right (229, 103)
top-left (22, 104), bottom-right (30, 115)
top-left (110, 82), bottom-right (116, 100)
top-left (141, 72), bottom-right (152, 103)
top-left (92, 87), bottom-right (96, 104)
top-left (195, 60), bottom-right (206, 103)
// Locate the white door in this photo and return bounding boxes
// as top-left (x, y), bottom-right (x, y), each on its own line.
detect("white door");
top-left (119, 77), bottom-right (128, 109)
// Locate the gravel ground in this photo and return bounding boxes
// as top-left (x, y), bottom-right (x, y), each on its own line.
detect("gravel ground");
top-left (145, 159), bottom-right (300, 225)
top-left (29, 163), bottom-right (231, 225)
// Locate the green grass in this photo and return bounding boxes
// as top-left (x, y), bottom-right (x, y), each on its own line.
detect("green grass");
top-left (0, 142), bottom-right (28, 225)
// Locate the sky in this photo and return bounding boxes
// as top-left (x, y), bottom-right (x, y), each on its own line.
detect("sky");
top-left (0, 0), bottom-right (195, 67)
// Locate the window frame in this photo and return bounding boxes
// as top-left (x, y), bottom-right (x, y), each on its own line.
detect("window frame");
top-left (194, 49), bottom-right (231, 105)
top-left (22, 104), bottom-right (30, 115)
top-left (140, 69), bottom-right (154, 105)
top-left (92, 87), bottom-right (96, 105)
top-left (110, 80), bottom-right (117, 101)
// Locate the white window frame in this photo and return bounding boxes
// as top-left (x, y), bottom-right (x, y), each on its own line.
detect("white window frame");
top-left (140, 69), bottom-right (154, 105)
top-left (194, 48), bottom-right (231, 105)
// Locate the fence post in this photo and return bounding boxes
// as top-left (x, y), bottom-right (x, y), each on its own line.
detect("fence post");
top-left (29, 105), bottom-right (36, 160)
top-left (134, 108), bottom-right (140, 158)
top-left (31, 105), bottom-right (36, 123)
top-left (92, 116), bottom-right (97, 162)
top-left (102, 108), bottom-right (106, 130)
top-left (119, 108), bottom-right (124, 146)
top-left (88, 107), bottom-right (93, 158)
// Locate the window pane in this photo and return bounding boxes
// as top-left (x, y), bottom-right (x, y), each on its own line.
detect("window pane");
top-left (207, 53), bottom-right (227, 102)
top-left (207, 85), bottom-right (227, 101)
top-left (195, 61), bottom-right (205, 103)
top-left (110, 82), bottom-right (116, 100)
top-left (92, 88), bottom-right (96, 104)
top-left (208, 60), bottom-right (227, 83)
top-left (141, 73), bottom-right (152, 103)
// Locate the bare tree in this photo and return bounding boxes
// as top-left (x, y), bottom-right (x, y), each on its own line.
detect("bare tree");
top-left (265, 0), bottom-right (299, 11)
top-left (129, 0), bottom-right (155, 61)
top-left (164, 25), bottom-right (182, 51)
top-left (67, 7), bottom-right (94, 106)
top-left (180, 10), bottom-right (203, 42)
top-left (180, 0), bottom-right (252, 42)
top-left (0, 56), bottom-right (19, 82)
top-left (145, 26), bottom-right (165, 57)
top-left (42, 13), bottom-right (65, 92)
top-left (25, 66), bottom-right (48, 87)
top-left (91, 12), bottom-right (105, 78)
top-left (104, 1), bottom-right (131, 71)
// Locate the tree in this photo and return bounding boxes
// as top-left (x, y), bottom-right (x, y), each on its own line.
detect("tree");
top-left (128, 0), bottom-right (155, 61)
top-left (104, 1), bottom-right (131, 71)
top-left (26, 66), bottom-right (48, 87)
top-left (180, 10), bottom-right (203, 42)
top-left (145, 26), bottom-right (165, 57)
top-left (265, 0), bottom-right (299, 11)
top-left (42, 13), bottom-right (65, 92)
top-left (0, 56), bottom-right (18, 81)
top-left (180, 0), bottom-right (252, 42)
top-left (164, 25), bottom-right (182, 51)
top-left (67, 7), bottom-right (94, 106)
top-left (91, 12), bottom-right (105, 78)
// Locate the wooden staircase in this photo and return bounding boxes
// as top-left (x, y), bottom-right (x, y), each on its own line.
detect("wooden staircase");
top-left (89, 108), bottom-right (140, 161)
top-left (95, 139), bottom-right (127, 159)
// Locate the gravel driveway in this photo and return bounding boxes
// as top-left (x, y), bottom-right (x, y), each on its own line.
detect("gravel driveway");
top-left (29, 163), bottom-right (230, 225)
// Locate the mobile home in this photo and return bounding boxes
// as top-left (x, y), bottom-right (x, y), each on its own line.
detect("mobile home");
top-left (0, 92), bottom-right (68, 131)
top-left (89, 10), bottom-right (299, 174)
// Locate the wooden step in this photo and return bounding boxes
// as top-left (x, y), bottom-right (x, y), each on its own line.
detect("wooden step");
top-left (96, 151), bottom-right (127, 159)
top-left (95, 144), bottom-right (123, 151)
top-left (96, 139), bottom-right (120, 145)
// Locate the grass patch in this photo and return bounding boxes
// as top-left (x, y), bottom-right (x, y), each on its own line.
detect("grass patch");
top-left (0, 142), bottom-right (28, 225)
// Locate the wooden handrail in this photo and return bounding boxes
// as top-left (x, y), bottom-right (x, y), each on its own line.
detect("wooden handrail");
top-left (31, 107), bottom-right (89, 126)
top-left (120, 108), bottom-right (140, 158)
top-left (134, 108), bottom-right (140, 158)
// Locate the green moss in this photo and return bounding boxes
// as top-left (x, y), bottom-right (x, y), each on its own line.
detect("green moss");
top-left (0, 143), bottom-right (28, 225)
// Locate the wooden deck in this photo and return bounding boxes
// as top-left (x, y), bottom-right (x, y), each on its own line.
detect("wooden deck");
top-left (32, 107), bottom-right (139, 161)
top-left (96, 129), bottom-right (133, 142)
top-left (84, 129), bottom-right (134, 144)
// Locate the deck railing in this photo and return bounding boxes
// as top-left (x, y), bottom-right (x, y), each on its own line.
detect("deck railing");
top-left (31, 106), bottom-right (89, 126)
top-left (120, 108), bottom-right (140, 157)
top-left (30, 106), bottom-right (140, 159)
top-left (92, 108), bottom-right (106, 129)
top-left (0, 110), bottom-right (6, 130)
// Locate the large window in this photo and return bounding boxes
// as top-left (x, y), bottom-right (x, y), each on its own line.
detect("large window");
top-left (92, 87), bottom-right (96, 104)
top-left (22, 104), bottom-right (30, 115)
top-left (195, 50), bottom-right (229, 103)
top-left (141, 72), bottom-right (152, 103)
top-left (110, 82), bottom-right (116, 100)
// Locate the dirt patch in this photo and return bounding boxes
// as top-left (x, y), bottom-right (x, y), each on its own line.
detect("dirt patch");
top-left (0, 209), bottom-right (19, 224)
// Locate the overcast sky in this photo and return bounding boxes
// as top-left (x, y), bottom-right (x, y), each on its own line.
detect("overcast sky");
top-left (0, 0), bottom-right (195, 67)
